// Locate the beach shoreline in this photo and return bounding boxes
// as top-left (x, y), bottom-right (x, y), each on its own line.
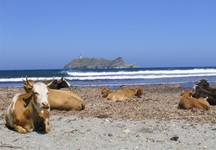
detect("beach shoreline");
top-left (1, 84), bottom-right (216, 149)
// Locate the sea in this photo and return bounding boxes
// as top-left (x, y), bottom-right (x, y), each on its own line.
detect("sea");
top-left (1, 67), bottom-right (216, 88)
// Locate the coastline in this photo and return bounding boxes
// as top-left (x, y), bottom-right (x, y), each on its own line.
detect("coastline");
top-left (1, 84), bottom-right (216, 149)
top-left (2, 67), bottom-right (216, 88)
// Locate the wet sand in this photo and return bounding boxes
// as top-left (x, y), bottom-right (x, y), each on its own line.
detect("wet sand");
top-left (0, 84), bottom-right (216, 149)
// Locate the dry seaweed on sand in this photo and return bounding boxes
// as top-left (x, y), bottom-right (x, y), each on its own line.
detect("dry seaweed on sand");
top-left (1, 84), bottom-right (216, 123)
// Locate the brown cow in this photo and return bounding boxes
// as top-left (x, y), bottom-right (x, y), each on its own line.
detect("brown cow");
top-left (24, 79), bottom-right (85, 111)
top-left (179, 89), bottom-right (210, 110)
top-left (5, 82), bottom-right (50, 134)
top-left (48, 89), bottom-right (85, 110)
top-left (100, 86), bottom-right (143, 102)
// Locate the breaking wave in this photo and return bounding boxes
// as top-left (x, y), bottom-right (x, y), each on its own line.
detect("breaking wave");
top-left (67, 69), bottom-right (216, 77)
top-left (0, 77), bottom-right (61, 82)
top-left (1, 69), bottom-right (216, 82)
top-left (65, 68), bottom-right (216, 80)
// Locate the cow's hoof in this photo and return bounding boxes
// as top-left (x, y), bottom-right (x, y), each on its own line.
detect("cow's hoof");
top-left (15, 126), bottom-right (28, 134)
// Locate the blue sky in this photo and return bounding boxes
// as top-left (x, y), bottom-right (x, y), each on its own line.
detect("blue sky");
top-left (0, 0), bottom-right (216, 70)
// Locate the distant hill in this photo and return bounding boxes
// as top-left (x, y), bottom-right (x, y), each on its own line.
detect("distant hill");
top-left (64, 57), bottom-right (137, 69)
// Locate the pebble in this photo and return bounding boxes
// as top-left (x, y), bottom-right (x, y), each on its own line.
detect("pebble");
top-left (170, 136), bottom-right (179, 141)
top-left (203, 145), bottom-right (208, 149)
top-left (123, 129), bottom-right (130, 134)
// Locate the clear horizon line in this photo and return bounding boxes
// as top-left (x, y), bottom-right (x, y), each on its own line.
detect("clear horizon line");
top-left (1, 66), bottom-right (216, 71)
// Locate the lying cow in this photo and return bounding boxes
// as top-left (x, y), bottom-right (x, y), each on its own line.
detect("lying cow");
top-left (101, 86), bottom-right (143, 102)
top-left (179, 89), bottom-right (210, 111)
top-left (192, 79), bottom-right (216, 105)
top-left (47, 89), bottom-right (85, 110)
top-left (24, 79), bottom-right (85, 111)
top-left (46, 77), bottom-right (71, 89)
top-left (5, 82), bottom-right (50, 134)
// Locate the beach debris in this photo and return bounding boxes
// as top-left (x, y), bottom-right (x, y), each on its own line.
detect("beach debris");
top-left (96, 114), bottom-right (110, 118)
top-left (69, 129), bottom-right (79, 134)
top-left (57, 116), bottom-right (63, 121)
top-left (170, 136), bottom-right (179, 141)
top-left (203, 145), bottom-right (208, 149)
top-left (0, 142), bottom-right (22, 149)
top-left (123, 129), bottom-right (130, 134)
top-left (138, 127), bottom-right (154, 133)
top-left (105, 118), bottom-right (112, 122)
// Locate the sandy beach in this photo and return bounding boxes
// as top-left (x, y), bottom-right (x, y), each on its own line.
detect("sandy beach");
top-left (0, 84), bottom-right (216, 150)
top-left (2, 0), bottom-right (216, 149)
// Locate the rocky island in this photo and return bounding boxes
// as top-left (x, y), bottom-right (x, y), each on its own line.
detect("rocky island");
top-left (64, 57), bottom-right (137, 69)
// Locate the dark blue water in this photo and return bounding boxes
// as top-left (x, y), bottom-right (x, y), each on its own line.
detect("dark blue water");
top-left (1, 67), bottom-right (216, 87)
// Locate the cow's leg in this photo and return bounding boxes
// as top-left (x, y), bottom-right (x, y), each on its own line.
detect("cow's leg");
top-left (207, 96), bottom-right (216, 105)
top-left (14, 125), bottom-right (28, 134)
top-left (24, 124), bottom-right (34, 132)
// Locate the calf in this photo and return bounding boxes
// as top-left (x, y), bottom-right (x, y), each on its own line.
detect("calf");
top-left (179, 89), bottom-right (210, 111)
top-left (100, 86), bottom-right (143, 102)
top-left (5, 82), bottom-right (50, 133)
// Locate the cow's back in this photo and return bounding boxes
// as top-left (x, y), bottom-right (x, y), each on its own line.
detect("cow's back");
top-left (48, 89), bottom-right (85, 110)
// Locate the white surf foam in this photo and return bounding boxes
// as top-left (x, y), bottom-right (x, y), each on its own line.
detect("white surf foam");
top-left (66, 69), bottom-right (216, 77)
top-left (0, 77), bottom-right (61, 82)
top-left (0, 73), bottom-right (216, 82)
top-left (1, 69), bottom-right (216, 82)
top-left (65, 73), bottom-right (216, 80)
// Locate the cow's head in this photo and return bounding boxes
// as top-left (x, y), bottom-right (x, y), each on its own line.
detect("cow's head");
top-left (24, 79), bottom-right (50, 112)
top-left (100, 87), bottom-right (111, 98)
top-left (196, 79), bottom-right (210, 88)
top-left (192, 79), bottom-right (210, 98)
top-left (135, 87), bottom-right (143, 98)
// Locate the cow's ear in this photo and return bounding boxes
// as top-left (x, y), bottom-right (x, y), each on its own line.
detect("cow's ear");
top-left (24, 77), bottom-right (33, 88)
top-left (100, 86), bottom-right (109, 91)
top-left (23, 84), bottom-right (32, 92)
top-left (23, 93), bottom-right (34, 107)
top-left (46, 80), bottom-right (54, 87)
top-left (26, 79), bottom-right (33, 88)
top-left (180, 91), bottom-right (185, 96)
top-left (102, 87), bottom-right (111, 94)
top-left (24, 80), bottom-right (34, 92)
